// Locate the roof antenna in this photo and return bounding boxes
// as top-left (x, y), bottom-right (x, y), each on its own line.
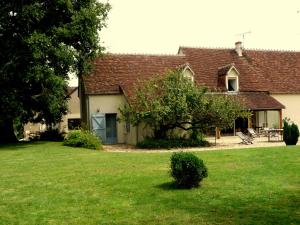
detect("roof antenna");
top-left (235, 30), bottom-right (251, 47)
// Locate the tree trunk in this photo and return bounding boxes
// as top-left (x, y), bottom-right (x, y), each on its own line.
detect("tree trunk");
top-left (215, 127), bottom-right (221, 139)
top-left (0, 119), bottom-right (18, 143)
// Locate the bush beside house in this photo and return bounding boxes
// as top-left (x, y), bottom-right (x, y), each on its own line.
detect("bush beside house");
top-left (283, 118), bottom-right (299, 145)
top-left (39, 129), bottom-right (65, 141)
top-left (137, 136), bottom-right (209, 149)
top-left (64, 130), bottom-right (102, 150)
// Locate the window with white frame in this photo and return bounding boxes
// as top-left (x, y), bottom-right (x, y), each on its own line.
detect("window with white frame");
top-left (227, 78), bottom-right (238, 91)
top-left (182, 65), bottom-right (195, 83)
top-left (222, 65), bottom-right (239, 92)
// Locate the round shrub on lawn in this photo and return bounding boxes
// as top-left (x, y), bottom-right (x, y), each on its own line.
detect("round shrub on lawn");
top-left (63, 130), bottom-right (102, 150)
top-left (170, 152), bottom-right (208, 188)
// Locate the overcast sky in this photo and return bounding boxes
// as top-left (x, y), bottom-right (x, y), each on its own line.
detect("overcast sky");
top-left (101, 0), bottom-right (300, 53)
top-left (69, 0), bottom-right (300, 86)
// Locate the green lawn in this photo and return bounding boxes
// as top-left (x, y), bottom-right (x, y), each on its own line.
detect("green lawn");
top-left (0, 142), bottom-right (299, 225)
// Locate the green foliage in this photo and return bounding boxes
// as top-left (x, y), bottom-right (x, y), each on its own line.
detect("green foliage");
top-left (0, 143), bottom-right (299, 224)
top-left (13, 117), bottom-right (24, 140)
top-left (137, 137), bottom-right (209, 149)
top-left (283, 118), bottom-right (299, 145)
top-left (63, 130), bottom-right (102, 150)
top-left (120, 70), bottom-right (249, 140)
top-left (170, 152), bottom-right (208, 188)
top-left (0, 1), bottom-right (110, 142)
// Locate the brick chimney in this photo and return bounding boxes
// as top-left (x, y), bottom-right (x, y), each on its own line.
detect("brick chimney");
top-left (235, 41), bottom-right (243, 57)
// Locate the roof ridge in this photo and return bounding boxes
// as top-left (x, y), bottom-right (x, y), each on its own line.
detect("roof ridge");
top-left (179, 45), bottom-right (300, 53)
top-left (244, 47), bottom-right (300, 53)
top-left (106, 52), bottom-right (184, 57)
top-left (179, 45), bottom-right (232, 50)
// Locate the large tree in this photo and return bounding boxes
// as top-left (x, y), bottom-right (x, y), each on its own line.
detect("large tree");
top-left (120, 70), bottom-right (249, 139)
top-left (0, 0), bottom-right (110, 143)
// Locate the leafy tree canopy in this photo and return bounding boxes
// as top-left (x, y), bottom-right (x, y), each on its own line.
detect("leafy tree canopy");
top-left (120, 70), bottom-right (249, 139)
top-left (0, 0), bottom-right (110, 142)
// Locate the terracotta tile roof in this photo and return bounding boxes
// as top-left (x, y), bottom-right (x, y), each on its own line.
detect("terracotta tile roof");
top-left (180, 47), bottom-right (300, 93)
top-left (179, 47), bottom-right (272, 92)
top-left (83, 46), bottom-right (300, 97)
top-left (238, 92), bottom-right (285, 110)
top-left (243, 50), bottom-right (300, 94)
top-left (217, 63), bottom-right (235, 76)
top-left (83, 54), bottom-right (187, 96)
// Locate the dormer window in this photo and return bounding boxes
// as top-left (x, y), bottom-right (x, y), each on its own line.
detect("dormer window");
top-left (218, 63), bottom-right (239, 92)
top-left (228, 78), bottom-right (237, 91)
top-left (179, 63), bottom-right (195, 82)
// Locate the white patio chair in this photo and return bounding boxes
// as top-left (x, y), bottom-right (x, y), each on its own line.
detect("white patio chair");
top-left (236, 132), bottom-right (253, 145)
top-left (247, 128), bottom-right (260, 138)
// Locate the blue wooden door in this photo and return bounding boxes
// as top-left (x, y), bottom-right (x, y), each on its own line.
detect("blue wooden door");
top-left (91, 113), bottom-right (106, 143)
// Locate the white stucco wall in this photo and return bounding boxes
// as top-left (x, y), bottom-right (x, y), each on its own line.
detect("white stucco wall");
top-left (88, 95), bottom-right (126, 143)
top-left (87, 94), bottom-right (156, 145)
top-left (25, 88), bottom-right (81, 135)
top-left (88, 95), bottom-right (125, 118)
top-left (87, 94), bottom-right (160, 145)
top-left (68, 89), bottom-right (80, 116)
top-left (272, 94), bottom-right (300, 126)
top-left (60, 89), bottom-right (81, 133)
top-left (88, 94), bottom-right (148, 145)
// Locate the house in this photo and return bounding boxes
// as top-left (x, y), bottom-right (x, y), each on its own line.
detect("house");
top-left (24, 86), bottom-right (80, 139)
top-left (80, 42), bottom-right (300, 144)
top-left (59, 86), bottom-right (81, 132)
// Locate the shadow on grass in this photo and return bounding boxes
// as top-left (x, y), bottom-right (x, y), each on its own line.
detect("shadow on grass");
top-left (0, 141), bottom-right (54, 151)
top-left (156, 181), bottom-right (196, 190)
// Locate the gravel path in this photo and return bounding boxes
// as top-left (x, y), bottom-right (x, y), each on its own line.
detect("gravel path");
top-left (103, 136), bottom-right (297, 153)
